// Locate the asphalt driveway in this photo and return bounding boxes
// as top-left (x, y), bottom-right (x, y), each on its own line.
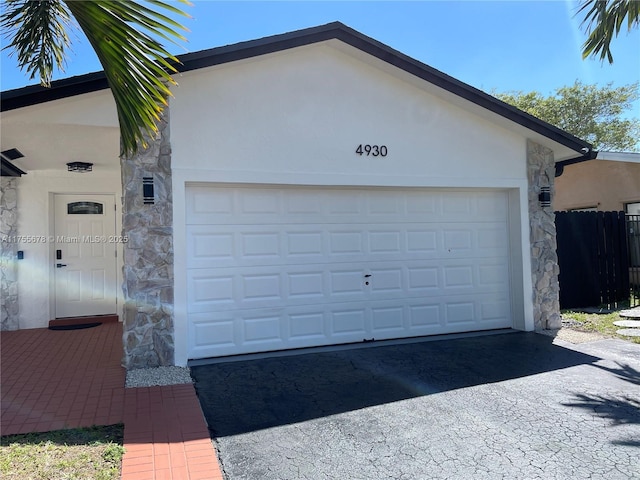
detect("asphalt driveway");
top-left (191, 332), bottom-right (640, 479)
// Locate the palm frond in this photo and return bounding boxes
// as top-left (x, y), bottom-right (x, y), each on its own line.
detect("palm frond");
top-left (1, 0), bottom-right (73, 87)
top-left (64, 0), bottom-right (190, 156)
top-left (579, 0), bottom-right (640, 64)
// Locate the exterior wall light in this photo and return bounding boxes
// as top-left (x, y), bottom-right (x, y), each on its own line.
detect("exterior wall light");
top-left (67, 161), bottom-right (93, 173)
top-left (143, 176), bottom-right (155, 204)
top-left (538, 186), bottom-right (551, 207)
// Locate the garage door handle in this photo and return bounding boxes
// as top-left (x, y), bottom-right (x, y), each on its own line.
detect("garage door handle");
top-left (56, 263), bottom-right (67, 268)
top-left (364, 274), bottom-right (372, 278)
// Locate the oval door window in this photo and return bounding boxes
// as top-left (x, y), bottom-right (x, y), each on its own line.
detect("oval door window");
top-left (67, 201), bottom-right (104, 215)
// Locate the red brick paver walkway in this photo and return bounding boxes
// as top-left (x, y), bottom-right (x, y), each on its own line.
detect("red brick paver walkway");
top-left (1, 323), bottom-right (222, 480)
top-left (122, 385), bottom-right (221, 480)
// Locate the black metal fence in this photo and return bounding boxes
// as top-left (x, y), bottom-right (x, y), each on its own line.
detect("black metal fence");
top-left (555, 211), bottom-right (631, 309)
top-left (628, 214), bottom-right (640, 306)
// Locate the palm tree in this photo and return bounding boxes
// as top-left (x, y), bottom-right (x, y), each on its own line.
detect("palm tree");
top-left (1, 0), bottom-right (190, 156)
top-left (579, 0), bottom-right (640, 63)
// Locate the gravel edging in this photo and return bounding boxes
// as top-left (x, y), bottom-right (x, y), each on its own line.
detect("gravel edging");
top-left (125, 366), bottom-right (193, 388)
top-left (536, 327), bottom-right (606, 343)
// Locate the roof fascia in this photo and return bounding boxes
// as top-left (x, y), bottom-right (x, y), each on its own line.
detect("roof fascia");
top-left (1, 72), bottom-right (108, 111)
top-left (1, 158), bottom-right (27, 177)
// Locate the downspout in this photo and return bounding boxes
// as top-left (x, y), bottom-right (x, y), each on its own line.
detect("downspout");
top-left (555, 148), bottom-right (598, 177)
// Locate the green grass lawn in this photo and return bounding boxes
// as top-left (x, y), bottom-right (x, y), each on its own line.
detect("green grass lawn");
top-left (0, 424), bottom-right (124, 480)
top-left (561, 310), bottom-right (640, 344)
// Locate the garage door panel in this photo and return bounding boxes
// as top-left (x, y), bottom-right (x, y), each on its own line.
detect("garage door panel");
top-left (440, 191), bottom-right (508, 221)
top-left (330, 308), bottom-right (368, 336)
top-left (368, 268), bottom-right (403, 293)
top-left (188, 230), bottom-right (235, 267)
top-left (189, 312), bottom-right (237, 352)
top-left (289, 312), bottom-right (326, 340)
top-left (241, 232), bottom-right (281, 259)
top-left (189, 274), bottom-right (235, 310)
top-left (287, 231), bottom-right (324, 257)
top-left (408, 303), bottom-right (442, 328)
top-left (445, 301), bottom-right (475, 324)
top-left (186, 186), bottom-right (509, 225)
top-left (443, 265), bottom-right (474, 288)
top-left (477, 226), bottom-right (509, 250)
top-left (243, 314), bottom-right (282, 344)
top-left (188, 291), bottom-right (511, 358)
top-left (367, 192), bottom-right (404, 215)
top-left (480, 298), bottom-right (511, 323)
top-left (186, 186), bottom-right (512, 359)
top-left (187, 222), bottom-right (508, 269)
top-left (371, 306), bottom-right (405, 332)
top-left (323, 191), bottom-right (364, 216)
top-left (478, 263), bottom-right (510, 286)
top-left (187, 257), bottom-right (508, 314)
top-left (441, 193), bottom-right (473, 215)
top-left (243, 273), bottom-right (283, 302)
top-left (189, 188), bottom-right (235, 217)
top-left (288, 271), bottom-right (325, 299)
top-left (443, 229), bottom-right (473, 252)
top-left (407, 230), bottom-right (438, 254)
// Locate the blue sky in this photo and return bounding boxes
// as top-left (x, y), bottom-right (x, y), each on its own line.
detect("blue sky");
top-left (1, 0), bottom-right (639, 106)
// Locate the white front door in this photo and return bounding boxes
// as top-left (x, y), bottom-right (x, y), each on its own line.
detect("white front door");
top-left (54, 194), bottom-right (117, 318)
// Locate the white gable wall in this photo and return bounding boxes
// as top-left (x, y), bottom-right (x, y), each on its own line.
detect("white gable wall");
top-left (170, 43), bottom-right (534, 365)
top-left (171, 43), bottom-right (526, 182)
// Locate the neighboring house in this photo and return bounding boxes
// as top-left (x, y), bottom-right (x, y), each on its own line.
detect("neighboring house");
top-left (0, 23), bottom-right (596, 369)
top-left (554, 151), bottom-right (640, 213)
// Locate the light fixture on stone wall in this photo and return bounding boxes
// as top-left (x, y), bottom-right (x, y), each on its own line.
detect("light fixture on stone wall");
top-left (538, 186), bottom-right (551, 207)
top-left (67, 161), bottom-right (93, 173)
top-left (143, 176), bottom-right (155, 204)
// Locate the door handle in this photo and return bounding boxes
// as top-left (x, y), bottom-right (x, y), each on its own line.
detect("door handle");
top-left (364, 274), bottom-right (372, 278)
top-left (56, 263), bottom-right (67, 268)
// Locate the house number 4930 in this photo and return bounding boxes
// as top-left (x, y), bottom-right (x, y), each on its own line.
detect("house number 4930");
top-left (356, 144), bottom-right (387, 157)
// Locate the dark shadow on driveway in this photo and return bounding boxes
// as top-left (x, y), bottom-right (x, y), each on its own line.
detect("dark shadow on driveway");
top-left (563, 362), bottom-right (640, 429)
top-left (191, 332), bottom-right (598, 437)
top-left (563, 392), bottom-right (640, 426)
top-left (593, 361), bottom-right (640, 386)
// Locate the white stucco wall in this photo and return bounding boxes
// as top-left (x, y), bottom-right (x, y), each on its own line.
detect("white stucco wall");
top-left (170, 43), bottom-right (526, 184)
top-left (169, 42), bottom-right (535, 365)
top-left (15, 170), bottom-right (123, 329)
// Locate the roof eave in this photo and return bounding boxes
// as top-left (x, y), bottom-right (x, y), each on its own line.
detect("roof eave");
top-left (1, 158), bottom-right (27, 177)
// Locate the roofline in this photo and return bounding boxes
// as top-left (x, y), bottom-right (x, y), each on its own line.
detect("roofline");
top-left (1, 158), bottom-right (27, 177)
top-left (1, 21), bottom-right (593, 157)
top-left (596, 151), bottom-right (640, 163)
top-left (1, 71), bottom-right (109, 111)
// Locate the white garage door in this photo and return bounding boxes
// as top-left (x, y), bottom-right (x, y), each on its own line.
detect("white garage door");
top-left (186, 185), bottom-right (512, 359)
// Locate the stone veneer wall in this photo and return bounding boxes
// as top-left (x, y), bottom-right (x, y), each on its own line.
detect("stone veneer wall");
top-left (527, 140), bottom-right (561, 330)
top-left (1, 177), bottom-right (19, 331)
top-left (121, 114), bottom-right (174, 369)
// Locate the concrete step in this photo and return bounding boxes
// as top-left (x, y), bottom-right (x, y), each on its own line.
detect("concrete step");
top-left (616, 328), bottom-right (640, 337)
top-left (613, 320), bottom-right (640, 328)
